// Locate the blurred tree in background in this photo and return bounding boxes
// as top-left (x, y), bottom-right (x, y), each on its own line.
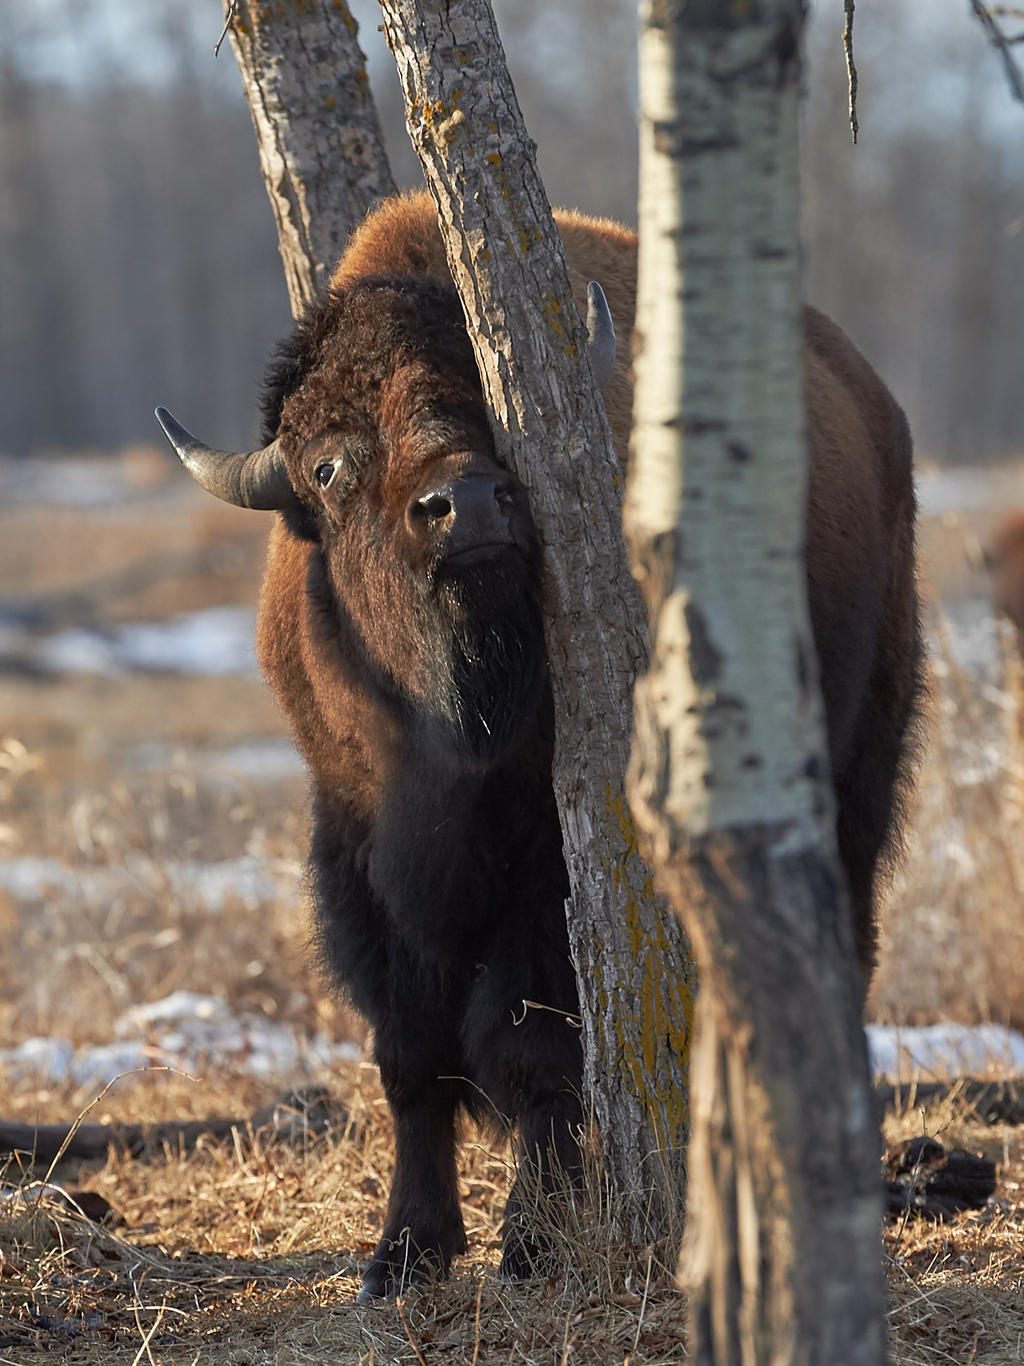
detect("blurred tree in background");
top-left (1, 0), bottom-right (1020, 464)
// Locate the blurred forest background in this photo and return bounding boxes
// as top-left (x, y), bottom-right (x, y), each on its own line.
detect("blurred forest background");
top-left (1, 0), bottom-right (1021, 465)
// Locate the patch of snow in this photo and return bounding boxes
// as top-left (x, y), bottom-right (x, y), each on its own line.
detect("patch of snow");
top-left (209, 740), bottom-right (304, 780)
top-left (915, 465), bottom-right (1024, 520)
top-left (23, 628), bottom-right (116, 675)
top-left (70, 1042), bottom-right (154, 1089)
top-left (0, 456), bottom-right (142, 508)
top-left (0, 992), bottom-right (358, 1091)
top-left (129, 739), bottom-right (304, 783)
top-left (928, 602), bottom-right (1009, 685)
top-left (7, 1004), bottom-right (1024, 1094)
top-left (0, 853), bottom-right (302, 913)
top-left (0, 606), bottom-right (259, 678)
top-left (119, 992), bottom-right (229, 1030)
top-left (0, 1037), bottom-right (76, 1083)
top-left (868, 1021), bottom-right (1024, 1079)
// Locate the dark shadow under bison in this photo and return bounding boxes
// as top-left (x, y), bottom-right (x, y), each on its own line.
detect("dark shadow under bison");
top-left (155, 191), bottom-right (923, 1300)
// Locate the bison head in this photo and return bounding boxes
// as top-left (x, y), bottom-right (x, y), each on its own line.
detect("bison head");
top-left (158, 275), bottom-right (615, 762)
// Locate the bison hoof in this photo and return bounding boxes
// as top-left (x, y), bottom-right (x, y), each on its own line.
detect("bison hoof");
top-left (356, 1265), bottom-right (433, 1304)
top-left (357, 1236), bottom-right (453, 1303)
top-left (356, 1262), bottom-right (437, 1303)
top-left (356, 1274), bottom-right (404, 1305)
top-left (355, 1280), bottom-right (389, 1306)
top-left (498, 1230), bottom-right (558, 1283)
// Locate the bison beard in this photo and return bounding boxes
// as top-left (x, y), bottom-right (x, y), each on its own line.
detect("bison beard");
top-left (156, 191), bottom-right (922, 1302)
top-left (430, 559), bottom-right (549, 761)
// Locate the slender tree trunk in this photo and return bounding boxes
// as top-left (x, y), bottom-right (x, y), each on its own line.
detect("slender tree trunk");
top-left (224, 0), bottom-right (396, 315)
top-left (377, 0), bottom-right (696, 1242)
top-left (626, 3), bottom-right (885, 1361)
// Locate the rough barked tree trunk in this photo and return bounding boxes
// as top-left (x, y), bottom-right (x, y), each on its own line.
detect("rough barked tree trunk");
top-left (224, 0), bottom-right (396, 316)
top-left (626, 2), bottom-right (885, 1362)
top-left (377, 0), bottom-right (696, 1241)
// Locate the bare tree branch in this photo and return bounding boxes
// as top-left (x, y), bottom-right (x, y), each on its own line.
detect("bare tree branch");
top-left (843, 0), bottom-right (859, 143)
top-left (214, 0), bottom-right (238, 59)
top-left (970, 0), bottom-right (1024, 100)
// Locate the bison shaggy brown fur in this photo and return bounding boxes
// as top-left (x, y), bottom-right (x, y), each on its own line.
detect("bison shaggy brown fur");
top-left (158, 190), bottom-right (922, 1300)
top-left (988, 510), bottom-right (1024, 642)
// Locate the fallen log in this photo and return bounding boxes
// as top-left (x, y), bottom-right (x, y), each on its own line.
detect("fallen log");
top-left (875, 1077), bottom-right (1024, 1126)
top-left (0, 1087), bottom-right (349, 1167)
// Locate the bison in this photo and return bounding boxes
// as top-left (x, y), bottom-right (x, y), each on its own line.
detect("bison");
top-left (987, 510), bottom-right (1024, 644)
top-left (156, 190), bottom-right (922, 1300)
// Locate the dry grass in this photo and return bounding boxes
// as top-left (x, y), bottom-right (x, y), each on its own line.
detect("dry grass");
top-left (0, 1078), bottom-right (1021, 1363)
top-left (884, 1090), bottom-right (1024, 1364)
top-left (870, 499), bottom-right (1024, 1032)
top-left (0, 1068), bottom-right (688, 1364)
top-left (4, 451), bottom-right (1024, 1360)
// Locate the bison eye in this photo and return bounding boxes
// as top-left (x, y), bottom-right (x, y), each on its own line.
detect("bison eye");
top-left (315, 462), bottom-right (337, 490)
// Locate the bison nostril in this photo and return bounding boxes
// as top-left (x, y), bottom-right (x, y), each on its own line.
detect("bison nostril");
top-left (411, 476), bottom-right (514, 535)
top-left (417, 492), bottom-right (453, 520)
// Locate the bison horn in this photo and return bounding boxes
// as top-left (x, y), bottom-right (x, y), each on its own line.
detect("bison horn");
top-left (586, 281), bottom-right (616, 389)
top-left (154, 406), bottom-right (297, 511)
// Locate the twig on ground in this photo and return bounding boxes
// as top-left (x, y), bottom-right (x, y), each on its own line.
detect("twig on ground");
top-left (471, 1275), bottom-right (484, 1366)
top-left (131, 1297), bottom-right (168, 1366)
top-left (395, 1295), bottom-right (429, 1366)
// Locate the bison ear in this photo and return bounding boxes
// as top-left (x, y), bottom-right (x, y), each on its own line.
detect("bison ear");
top-left (154, 406), bottom-right (299, 511)
top-left (586, 281), bottom-right (616, 390)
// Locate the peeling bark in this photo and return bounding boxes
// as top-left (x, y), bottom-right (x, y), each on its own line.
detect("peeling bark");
top-left (627, 1), bottom-right (886, 1360)
top-left (378, 0), bottom-right (696, 1241)
top-left (224, 0), bottom-right (396, 316)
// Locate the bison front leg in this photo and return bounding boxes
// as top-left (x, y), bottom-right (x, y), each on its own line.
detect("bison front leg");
top-left (358, 1068), bottom-right (467, 1302)
top-left (463, 962), bottom-right (584, 1283)
top-left (499, 1092), bottom-right (585, 1282)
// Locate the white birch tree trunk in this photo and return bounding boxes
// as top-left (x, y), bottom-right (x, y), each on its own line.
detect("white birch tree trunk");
top-left (626, 2), bottom-right (886, 1360)
top-left (377, 0), bottom-right (697, 1241)
top-left (224, 0), bottom-right (396, 316)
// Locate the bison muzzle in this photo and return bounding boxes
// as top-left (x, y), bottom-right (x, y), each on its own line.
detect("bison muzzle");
top-left (156, 191), bottom-right (922, 1301)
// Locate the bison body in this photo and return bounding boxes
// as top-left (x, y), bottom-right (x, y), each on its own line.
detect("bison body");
top-left (158, 191), bottom-right (921, 1299)
top-left (988, 510), bottom-right (1024, 643)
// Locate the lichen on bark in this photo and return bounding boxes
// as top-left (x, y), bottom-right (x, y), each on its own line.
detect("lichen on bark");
top-left (224, 0), bottom-right (396, 315)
